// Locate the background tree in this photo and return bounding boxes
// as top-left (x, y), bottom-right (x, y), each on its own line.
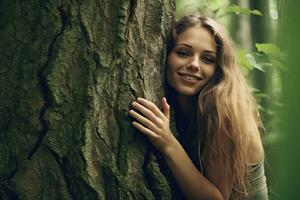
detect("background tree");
top-left (229, 0), bottom-right (252, 50)
top-left (0, 0), bottom-right (180, 199)
top-left (249, 0), bottom-right (271, 95)
top-left (275, 0), bottom-right (300, 199)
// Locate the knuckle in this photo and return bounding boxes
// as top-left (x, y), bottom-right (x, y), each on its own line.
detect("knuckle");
top-left (149, 103), bottom-right (156, 110)
top-left (147, 120), bottom-right (154, 126)
top-left (150, 113), bottom-right (157, 120)
top-left (144, 120), bottom-right (152, 127)
top-left (156, 119), bottom-right (164, 127)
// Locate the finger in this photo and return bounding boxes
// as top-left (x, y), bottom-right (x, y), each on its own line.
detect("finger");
top-left (132, 121), bottom-right (158, 139)
top-left (162, 97), bottom-right (170, 119)
top-left (131, 101), bottom-right (158, 123)
top-left (136, 98), bottom-right (165, 118)
top-left (129, 110), bottom-right (159, 132)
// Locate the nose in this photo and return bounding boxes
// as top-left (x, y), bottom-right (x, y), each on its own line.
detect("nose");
top-left (187, 56), bottom-right (200, 72)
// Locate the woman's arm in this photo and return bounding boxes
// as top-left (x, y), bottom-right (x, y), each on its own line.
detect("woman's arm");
top-left (129, 97), bottom-right (234, 200)
top-left (162, 137), bottom-right (233, 200)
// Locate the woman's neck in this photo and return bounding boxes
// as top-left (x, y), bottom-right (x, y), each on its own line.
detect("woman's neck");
top-left (177, 94), bottom-right (198, 117)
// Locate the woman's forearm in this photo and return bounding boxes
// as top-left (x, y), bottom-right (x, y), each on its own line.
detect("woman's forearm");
top-left (162, 140), bottom-right (225, 200)
top-left (128, 97), bottom-right (228, 199)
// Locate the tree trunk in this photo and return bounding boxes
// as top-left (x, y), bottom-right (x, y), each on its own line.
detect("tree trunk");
top-left (0, 0), bottom-right (178, 199)
top-left (249, 0), bottom-right (271, 104)
top-left (229, 0), bottom-right (252, 50)
top-left (277, 0), bottom-right (287, 47)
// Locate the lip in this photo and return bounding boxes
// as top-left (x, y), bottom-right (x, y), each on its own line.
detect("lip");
top-left (177, 72), bottom-right (202, 80)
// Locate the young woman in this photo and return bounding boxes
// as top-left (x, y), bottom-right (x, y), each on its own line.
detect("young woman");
top-left (129, 14), bottom-right (268, 200)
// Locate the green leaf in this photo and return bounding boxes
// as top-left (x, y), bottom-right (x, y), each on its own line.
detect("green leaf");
top-left (237, 49), bottom-right (253, 75)
top-left (237, 49), bottom-right (265, 75)
top-left (225, 5), bottom-right (263, 16)
top-left (251, 9), bottom-right (263, 16)
top-left (255, 43), bottom-right (287, 71)
top-left (246, 53), bottom-right (265, 72)
top-left (255, 43), bottom-right (281, 56)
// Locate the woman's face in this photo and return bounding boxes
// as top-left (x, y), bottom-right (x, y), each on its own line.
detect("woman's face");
top-left (167, 26), bottom-right (217, 96)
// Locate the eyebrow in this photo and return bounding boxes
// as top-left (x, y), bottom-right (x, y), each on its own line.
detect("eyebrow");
top-left (175, 43), bottom-right (217, 54)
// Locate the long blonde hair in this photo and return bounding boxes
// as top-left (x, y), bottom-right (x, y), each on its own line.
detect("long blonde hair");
top-left (166, 14), bottom-right (262, 198)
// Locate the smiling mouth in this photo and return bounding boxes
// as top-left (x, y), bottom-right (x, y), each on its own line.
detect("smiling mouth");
top-left (177, 72), bottom-right (202, 80)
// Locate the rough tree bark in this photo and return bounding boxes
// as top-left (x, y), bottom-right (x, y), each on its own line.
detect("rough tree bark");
top-left (0, 0), bottom-right (179, 199)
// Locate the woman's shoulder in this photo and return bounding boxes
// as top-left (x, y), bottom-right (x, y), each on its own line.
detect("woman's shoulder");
top-left (247, 133), bottom-right (264, 165)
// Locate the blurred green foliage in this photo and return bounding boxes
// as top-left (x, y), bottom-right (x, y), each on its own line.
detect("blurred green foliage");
top-left (224, 4), bottom-right (262, 16)
top-left (275, 1), bottom-right (300, 199)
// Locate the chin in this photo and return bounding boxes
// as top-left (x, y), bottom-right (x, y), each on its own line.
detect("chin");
top-left (176, 87), bottom-right (201, 96)
top-left (167, 79), bottom-right (203, 96)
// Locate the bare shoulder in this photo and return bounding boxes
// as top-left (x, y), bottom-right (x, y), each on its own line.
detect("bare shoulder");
top-left (247, 133), bottom-right (264, 165)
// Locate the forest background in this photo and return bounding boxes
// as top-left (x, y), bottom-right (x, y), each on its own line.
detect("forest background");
top-left (0, 0), bottom-right (299, 199)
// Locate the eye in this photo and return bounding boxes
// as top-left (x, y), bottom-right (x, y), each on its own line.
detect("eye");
top-left (175, 50), bottom-right (191, 58)
top-left (202, 55), bottom-right (216, 64)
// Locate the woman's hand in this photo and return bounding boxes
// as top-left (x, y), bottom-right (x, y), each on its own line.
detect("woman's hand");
top-left (129, 98), bottom-right (230, 200)
top-left (129, 97), bottom-right (177, 154)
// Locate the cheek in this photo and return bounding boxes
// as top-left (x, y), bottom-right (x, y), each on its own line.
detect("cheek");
top-left (205, 65), bottom-right (217, 78)
top-left (204, 68), bottom-right (217, 85)
top-left (209, 68), bottom-right (216, 79)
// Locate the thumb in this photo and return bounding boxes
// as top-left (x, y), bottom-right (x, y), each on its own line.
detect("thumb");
top-left (162, 97), bottom-right (170, 119)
